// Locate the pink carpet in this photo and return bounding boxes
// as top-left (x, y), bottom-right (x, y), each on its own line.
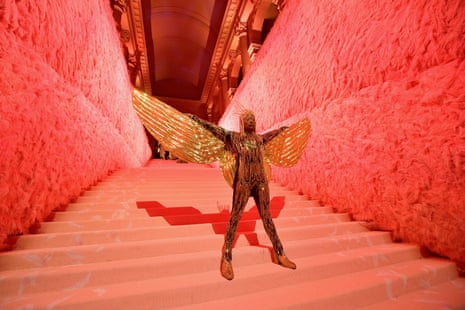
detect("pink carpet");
top-left (1, 160), bottom-right (464, 309)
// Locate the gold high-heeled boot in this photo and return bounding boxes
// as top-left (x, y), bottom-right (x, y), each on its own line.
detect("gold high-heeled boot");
top-left (273, 253), bottom-right (297, 269)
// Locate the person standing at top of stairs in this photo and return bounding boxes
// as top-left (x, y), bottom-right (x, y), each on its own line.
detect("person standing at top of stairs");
top-left (191, 111), bottom-right (297, 280)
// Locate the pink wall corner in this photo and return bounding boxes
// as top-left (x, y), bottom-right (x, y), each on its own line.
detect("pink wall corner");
top-left (0, 1), bottom-right (151, 246)
top-left (222, 0), bottom-right (465, 267)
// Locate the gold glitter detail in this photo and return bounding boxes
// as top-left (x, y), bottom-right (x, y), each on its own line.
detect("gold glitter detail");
top-left (132, 89), bottom-right (224, 164)
top-left (264, 119), bottom-right (311, 167)
top-left (132, 89), bottom-right (311, 187)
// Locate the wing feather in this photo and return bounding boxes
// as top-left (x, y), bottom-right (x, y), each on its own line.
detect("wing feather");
top-left (219, 151), bottom-right (236, 187)
top-left (264, 118), bottom-right (311, 167)
top-left (132, 89), bottom-right (224, 164)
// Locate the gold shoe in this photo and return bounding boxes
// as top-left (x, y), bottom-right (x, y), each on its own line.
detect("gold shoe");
top-left (221, 258), bottom-right (234, 280)
top-left (273, 254), bottom-right (297, 269)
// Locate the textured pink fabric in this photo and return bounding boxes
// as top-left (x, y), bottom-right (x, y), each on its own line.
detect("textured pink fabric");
top-left (222, 0), bottom-right (465, 267)
top-left (0, 1), bottom-right (151, 245)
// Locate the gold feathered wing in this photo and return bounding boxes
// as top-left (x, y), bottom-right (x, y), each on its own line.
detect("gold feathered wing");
top-left (218, 150), bottom-right (236, 187)
top-left (132, 89), bottom-right (224, 164)
top-left (132, 89), bottom-right (310, 187)
top-left (264, 118), bottom-right (311, 168)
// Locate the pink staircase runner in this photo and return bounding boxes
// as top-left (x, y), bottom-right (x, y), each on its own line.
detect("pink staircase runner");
top-left (1, 159), bottom-right (464, 309)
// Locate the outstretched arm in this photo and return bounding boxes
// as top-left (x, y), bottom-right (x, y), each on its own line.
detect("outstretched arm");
top-left (262, 126), bottom-right (288, 144)
top-left (189, 114), bottom-right (228, 141)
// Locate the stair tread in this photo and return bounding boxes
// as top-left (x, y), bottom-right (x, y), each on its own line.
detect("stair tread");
top-left (358, 277), bottom-right (465, 309)
top-left (66, 199), bottom-right (321, 210)
top-left (0, 243), bottom-right (421, 297)
top-left (0, 231), bottom-right (392, 271)
top-left (172, 258), bottom-right (459, 310)
top-left (14, 220), bottom-right (361, 249)
top-left (1, 256), bottom-right (457, 309)
top-left (52, 203), bottom-right (331, 221)
top-left (37, 210), bottom-right (349, 233)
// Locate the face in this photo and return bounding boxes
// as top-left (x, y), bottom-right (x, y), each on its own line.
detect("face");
top-left (241, 111), bottom-right (256, 132)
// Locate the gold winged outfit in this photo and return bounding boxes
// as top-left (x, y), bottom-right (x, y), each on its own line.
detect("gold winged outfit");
top-left (132, 89), bottom-right (311, 280)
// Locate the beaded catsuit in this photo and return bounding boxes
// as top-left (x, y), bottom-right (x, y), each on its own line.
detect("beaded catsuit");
top-left (193, 112), bottom-right (285, 262)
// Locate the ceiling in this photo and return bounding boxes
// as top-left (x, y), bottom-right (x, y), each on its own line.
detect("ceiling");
top-left (111, 0), bottom-right (283, 120)
top-left (142, 0), bottom-right (227, 101)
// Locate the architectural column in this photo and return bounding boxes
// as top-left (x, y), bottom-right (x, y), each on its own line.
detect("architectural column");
top-left (228, 49), bottom-right (240, 88)
top-left (219, 68), bottom-right (231, 109)
top-left (210, 86), bottom-right (222, 123)
top-left (235, 22), bottom-right (251, 75)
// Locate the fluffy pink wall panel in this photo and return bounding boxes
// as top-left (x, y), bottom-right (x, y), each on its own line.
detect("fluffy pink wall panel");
top-left (223, 0), bottom-right (465, 268)
top-left (0, 1), bottom-right (151, 246)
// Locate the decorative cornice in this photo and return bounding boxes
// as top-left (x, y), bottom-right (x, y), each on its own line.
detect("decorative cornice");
top-left (200, 0), bottom-right (246, 104)
top-left (127, 0), bottom-right (152, 94)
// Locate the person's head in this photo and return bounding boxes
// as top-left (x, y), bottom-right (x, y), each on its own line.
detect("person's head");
top-left (240, 110), bottom-right (256, 133)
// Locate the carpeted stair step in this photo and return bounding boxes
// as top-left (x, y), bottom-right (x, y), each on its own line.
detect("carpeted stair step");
top-left (0, 234), bottom-right (222, 271)
top-left (358, 277), bottom-right (465, 309)
top-left (37, 216), bottom-right (168, 233)
top-left (1, 227), bottom-right (391, 271)
top-left (37, 206), bottom-right (346, 234)
top-left (63, 196), bottom-right (307, 212)
top-left (50, 200), bottom-right (330, 222)
top-left (73, 193), bottom-right (307, 206)
top-left (172, 258), bottom-right (460, 310)
top-left (0, 243), bottom-right (421, 297)
top-left (51, 208), bottom-right (149, 221)
top-left (2, 256), bottom-right (457, 309)
top-left (78, 186), bottom-right (298, 196)
top-left (13, 224), bottom-right (223, 250)
top-left (15, 213), bottom-right (349, 250)
top-left (1, 229), bottom-right (392, 272)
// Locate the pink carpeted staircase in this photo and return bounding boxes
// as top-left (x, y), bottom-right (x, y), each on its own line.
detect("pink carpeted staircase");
top-left (1, 160), bottom-right (464, 309)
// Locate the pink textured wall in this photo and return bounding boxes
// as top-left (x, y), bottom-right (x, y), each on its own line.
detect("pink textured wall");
top-left (223, 0), bottom-right (465, 269)
top-left (0, 1), bottom-right (151, 246)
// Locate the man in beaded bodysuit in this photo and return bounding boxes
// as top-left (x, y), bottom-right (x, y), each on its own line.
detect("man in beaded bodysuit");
top-left (191, 111), bottom-right (296, 280)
